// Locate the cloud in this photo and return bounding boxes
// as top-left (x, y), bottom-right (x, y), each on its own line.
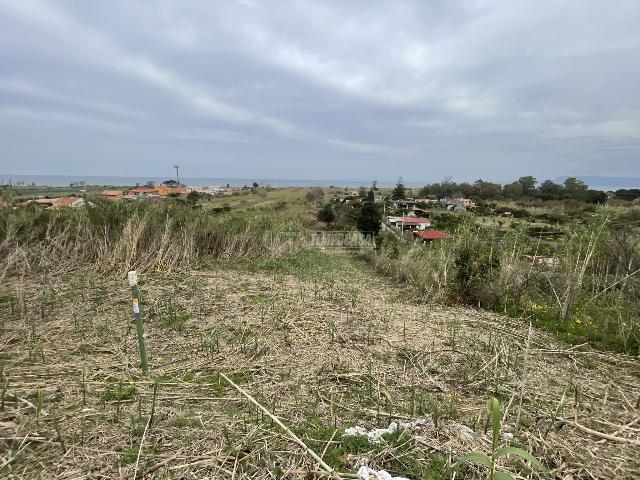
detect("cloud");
top-left (0, 0), bottom-right (639, 180)
top-left (0, 79), bottom-right (145, 118)
top-left (0, 106), bottom-right (129, 133)
top-left (0, 0), bottom-right (305, 137)
top-left (327, 139), bottom-right (413, 156)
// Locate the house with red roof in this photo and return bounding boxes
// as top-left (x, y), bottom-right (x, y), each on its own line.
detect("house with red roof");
top-left (413, 230), bottom-right (447, 243)
top-left (20, 197), bottom-right (85, 208)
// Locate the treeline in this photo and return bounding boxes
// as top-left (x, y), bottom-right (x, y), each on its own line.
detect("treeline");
top-left (614, 189), bottom-right (640, 201)
top-left (417, 176), bottom-right (608, 203)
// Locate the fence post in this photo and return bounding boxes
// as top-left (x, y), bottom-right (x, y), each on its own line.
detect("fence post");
top-left (128, 271), bottom-right (149, 373)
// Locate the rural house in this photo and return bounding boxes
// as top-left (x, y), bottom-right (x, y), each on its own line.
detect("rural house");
top-left (413, 230), bottom-right (447, 243)
top-left (20, 197), bottom-right (85, 208)
top-left (389, 216), bottom-right (431, 231)
top-left (99, 190), bottom-right (124, 201)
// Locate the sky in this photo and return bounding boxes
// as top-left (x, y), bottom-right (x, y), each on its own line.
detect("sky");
top-left (1, 0), bottom-right (639, 184)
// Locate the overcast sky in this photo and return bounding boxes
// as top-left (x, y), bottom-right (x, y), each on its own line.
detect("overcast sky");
top-left (1, 0), bottom-right (639, 183)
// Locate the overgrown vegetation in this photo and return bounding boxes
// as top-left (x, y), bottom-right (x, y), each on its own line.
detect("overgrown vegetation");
top-left (1, 187), bottom-right (639, 479)
top-left (368, 209), bottom-right (640, 353)
top-left (0, 199), bottom-right (306, 277)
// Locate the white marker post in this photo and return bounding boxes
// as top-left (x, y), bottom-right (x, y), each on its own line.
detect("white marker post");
top-left (128, 271), bottom-right (149, 373)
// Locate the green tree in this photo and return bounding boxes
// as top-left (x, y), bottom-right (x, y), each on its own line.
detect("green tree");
top-left (536, 180), bottom-right (563, 200)
top-left (517, 176), bottom-right (537, 196)
top-left (317, 203), bottom-right (336, 224)
top-left (366, 189), bottom-right (375, 203)
top-left (473, 180), bottom-right (502, 200)
top-left (391, 178), bottom-right (406, 200)
top-left (615, 189), bottom-right (640, 201)
top-left (563, 177), bottom-right (588, 197)
top-left (502, 181), bottom-right (523, 199)
top-left (584, 189), bottom-right (607, 204)
top-left (357, 202), bottom-right (382, 235)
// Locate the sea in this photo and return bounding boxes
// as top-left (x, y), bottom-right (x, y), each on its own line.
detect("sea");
top-left (0, 174), bottom-right (400, 188)
top-left (1, 174), bottom-right (638, 190)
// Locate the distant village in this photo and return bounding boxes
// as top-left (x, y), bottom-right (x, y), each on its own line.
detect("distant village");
top-left (331, 189), bottom-right (485, 245)
top-left (15, 181), bottom-right (252, 209)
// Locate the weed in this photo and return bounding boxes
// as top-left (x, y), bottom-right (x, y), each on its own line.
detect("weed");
top-left (457, 397), bottom-right (546, 479)
top-left (103, 380), bottom-right (136, 402)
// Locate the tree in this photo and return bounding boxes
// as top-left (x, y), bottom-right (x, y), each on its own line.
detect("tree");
top-left (615, 189), bottom-right (640, 201)
top-left (252, 182), bottom-right (259, 188)
top-left (391, 178), bottom-right (406, 200)
top-left (563, 177), bottom-right (588, 198)
top-left (372, 180), bottom-right (378, 191)
top-left (503, 181), bottom-right (523, 199)
top-left (366, 189), bottom-right (375, 203)
top-left (317, 203), bottom-right (336, 224)
top-left (583, 189), bottom-right (607, 204)
top-left (518, 176), bottom-right (537, 196)
top-left (417, 186), bottom-right (431, 198)
top-left (357, 202), bottom-right (382, 235)
top-left (473, 180), bottom-right (502, 200)
top-left (536, 180), bottom-right (563, 200)
top-left (163, 179), bottom-right (178, 187)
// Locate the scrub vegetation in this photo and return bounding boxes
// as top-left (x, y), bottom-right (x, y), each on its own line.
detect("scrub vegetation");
top-left (0, 188), bottom-right (638, 479)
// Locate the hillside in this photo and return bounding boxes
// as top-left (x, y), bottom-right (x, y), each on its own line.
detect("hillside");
top-left (1, 250), bottom-right (638, 479)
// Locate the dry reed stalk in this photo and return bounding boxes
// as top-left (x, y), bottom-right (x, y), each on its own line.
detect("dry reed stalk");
top-left (219, 372), bottom-right (342, 479)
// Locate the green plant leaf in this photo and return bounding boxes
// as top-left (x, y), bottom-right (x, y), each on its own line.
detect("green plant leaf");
top-left (489, 396), bottom-right (501, 449)
top-left (492, 471), bottom-right (515, 480)
top-left (456, 452), bottom-right (492, 468)
top-left (495, 447), bottom-right (546, 470)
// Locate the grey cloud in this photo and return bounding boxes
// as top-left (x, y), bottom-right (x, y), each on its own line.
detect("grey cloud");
top-left (0, 0), bottom-right (639, 182)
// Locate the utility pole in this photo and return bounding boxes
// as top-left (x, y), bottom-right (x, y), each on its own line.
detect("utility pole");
top-left (173, 164), bottom-right (180, 186)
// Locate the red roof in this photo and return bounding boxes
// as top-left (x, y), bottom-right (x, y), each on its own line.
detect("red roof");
top-left (414, 230), bottom-right (446, 240)
top-left (52, 197), bottom-right (78, 207)
top-left (398, 217), bottom-right (430, 224)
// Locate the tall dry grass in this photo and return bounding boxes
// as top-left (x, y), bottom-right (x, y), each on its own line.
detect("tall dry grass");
top-left (0, 200), bottom-right (304, 278)
top-left (366, 209), bottom-right (640, 353)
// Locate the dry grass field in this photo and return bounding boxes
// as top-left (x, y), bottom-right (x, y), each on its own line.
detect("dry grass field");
top-left (1, 251), bottom-right (638, 479)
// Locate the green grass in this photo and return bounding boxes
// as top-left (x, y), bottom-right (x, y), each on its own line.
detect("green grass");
top-left (213, 248), bottom-right (363, 282)
top-left (119, 441), bottom-right (163, 467)
top-left (496, 291), bottom-right (640, 355)
top-left (168, 415), bottom-right (203, 428)
top-left (102, 381), bottom-right (137, 401)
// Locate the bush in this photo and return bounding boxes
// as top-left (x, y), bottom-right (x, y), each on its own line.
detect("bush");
top-left (317, 203), bottom-right (336, 224)
top-left (453, 229), bottom-right (500, 304)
